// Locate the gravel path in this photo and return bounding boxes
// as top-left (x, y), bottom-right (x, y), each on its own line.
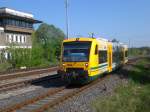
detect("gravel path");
top-left (53, 74), bottom-right (128, 112)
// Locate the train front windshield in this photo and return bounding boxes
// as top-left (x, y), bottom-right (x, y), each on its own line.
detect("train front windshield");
top-left (63, 41), bottom-right (91, 62)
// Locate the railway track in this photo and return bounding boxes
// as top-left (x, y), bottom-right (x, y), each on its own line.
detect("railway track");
top-left (0, 75), bottom-right (109, 112)
top-left (0, 66), bottom-right (58, 81)
top-left (0, 57), bottom-right (139, 93)
top-left (0, 74), bottom-right (61, 93)
top-left (0, 57), bottom-right (144, 112)
top-left (127, 57), bottom-right (139, 65)
top-left (0, 66), bottom-right (59, 93)
top-left (127, 56), bottom-right (150, 65)
top-left (0, 58), bottom-right (138, 93)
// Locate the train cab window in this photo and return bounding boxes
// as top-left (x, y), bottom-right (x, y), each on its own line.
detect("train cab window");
top-left (63, 41), bottom-right (91, 62)
top-left (95, 45), bottom-right (98, 55)
top-left (99, 50), bottom-right (107, 64)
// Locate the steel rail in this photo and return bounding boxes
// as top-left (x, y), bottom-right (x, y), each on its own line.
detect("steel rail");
top-left (0, 87), bottom-right (65, 112)
top-left (32, 75), bottom-right (110, 112)
top-left (0, 74), bottom-right (61, 93)
top-left (0, 66), bottom-right (58, 81)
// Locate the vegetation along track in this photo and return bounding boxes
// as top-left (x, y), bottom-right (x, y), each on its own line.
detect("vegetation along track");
top-left (0, 75), bottom-right (110, 112)
top-left (0, 66), bottom-right (58, 81)
top-left (127, 56), bottom-right (149, 65)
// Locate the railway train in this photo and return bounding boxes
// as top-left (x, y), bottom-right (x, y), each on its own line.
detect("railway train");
top-left (58, 37), bottom-right (128, 84)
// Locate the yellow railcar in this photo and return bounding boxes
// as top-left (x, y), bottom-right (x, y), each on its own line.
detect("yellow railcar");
top-left (58, 37), bottom-right (128, 84)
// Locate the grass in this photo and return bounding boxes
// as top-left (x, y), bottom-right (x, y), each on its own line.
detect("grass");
top-left (92, 57), bottom-right (150, 112)
top-left (0, 61), bottom-right (12, 72)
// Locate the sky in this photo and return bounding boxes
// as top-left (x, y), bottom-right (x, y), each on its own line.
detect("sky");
top-left (0, 0), bottom-right (150, 47)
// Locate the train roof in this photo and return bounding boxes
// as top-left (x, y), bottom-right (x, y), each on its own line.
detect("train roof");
top-left (63, 37), bottom-right (110, 42)
top-left (63, 37), bottom-right (95, 42)
top-left (63, 37), bottom-right (127, 48)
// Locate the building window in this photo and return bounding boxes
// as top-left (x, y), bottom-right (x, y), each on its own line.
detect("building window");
top-left (16, 20), bottom-right (18, 26)
top-left (2, 18), bottom-right (33, 29)
top-left (16, 35), bottom-right (18, 42)
top-left (11, 35), bottom-right (14, 42)
top-left (12, 20), bottom-right (15, 26)
top-left (15, 20), bottom-right (17, 26)
top-left (6, 34), bottom-right (9, 42)
top-left (24, 36), bottom-right (26, 43)
top-left (28, 23), bottom-right (33, 28)
top-left (8, 19), bottom-right (11, 25)
top-left (20, 36), bottom-right (22, 43)
top-left (0, 19), bottom-right (2, 26)
top-left (10, 35), bottom-right (14, 42)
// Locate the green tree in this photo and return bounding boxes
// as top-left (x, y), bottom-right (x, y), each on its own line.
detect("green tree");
top-left (35, 23), bottom-right (65, 62)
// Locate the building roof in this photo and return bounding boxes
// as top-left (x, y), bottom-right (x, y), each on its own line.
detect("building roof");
top-left (0, 7), bottom-right (33, 18)
top-left (0, 7), bottom-right (42, 23)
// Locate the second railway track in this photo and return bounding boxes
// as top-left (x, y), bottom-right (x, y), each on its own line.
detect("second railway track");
top-left (0, 66), bottom-right (58, 81)
top-left (0, 66), bottom-right (59, 93)
top-left (0, 74), bottom-right (61, 93)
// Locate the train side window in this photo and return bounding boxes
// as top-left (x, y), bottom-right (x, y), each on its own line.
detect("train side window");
top-left (99, 50), bottom-right (107, 64)
top-left (120, 51), bottom-right (124, 60)
top-left (95, 45), bottom-right (98, 55)
top-left (125, 51), bottom-right (128, 57)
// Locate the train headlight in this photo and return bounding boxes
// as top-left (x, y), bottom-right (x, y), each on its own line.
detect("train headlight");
top-left (62, 64), bottom-right (66, 68)
top-left (85, 63), bottom-right (88, 68)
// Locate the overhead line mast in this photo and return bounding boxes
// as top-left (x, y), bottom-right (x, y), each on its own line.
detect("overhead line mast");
top-left (65, 0), bottom-right (69, 39)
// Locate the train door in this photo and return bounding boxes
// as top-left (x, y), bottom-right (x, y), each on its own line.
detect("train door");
top-left (108, 43), bottom-right (112, 72)
top-left (98, 43), bottom-right (108, 74)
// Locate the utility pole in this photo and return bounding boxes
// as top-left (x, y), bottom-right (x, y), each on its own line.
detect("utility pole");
top-left (65, 0), bottom-right (69, 39)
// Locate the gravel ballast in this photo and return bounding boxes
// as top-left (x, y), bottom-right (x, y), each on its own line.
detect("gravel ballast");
top-left (53, 74), bottom-right (128, 112)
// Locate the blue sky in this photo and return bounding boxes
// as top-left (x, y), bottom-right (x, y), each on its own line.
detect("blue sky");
top-left (0, 0), bottom-right (150, 47)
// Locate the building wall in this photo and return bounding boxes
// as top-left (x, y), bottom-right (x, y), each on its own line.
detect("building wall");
top-left (0, 29), bottom-right (6, 47)
top-left (0, 8), bottom-right (41, 59)
top-left (0, 31), bottom-right (32, 48)
top-left (0, 31), bottom-right (32, 59)
top-left (5, 32), bottom-right (32, 47)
